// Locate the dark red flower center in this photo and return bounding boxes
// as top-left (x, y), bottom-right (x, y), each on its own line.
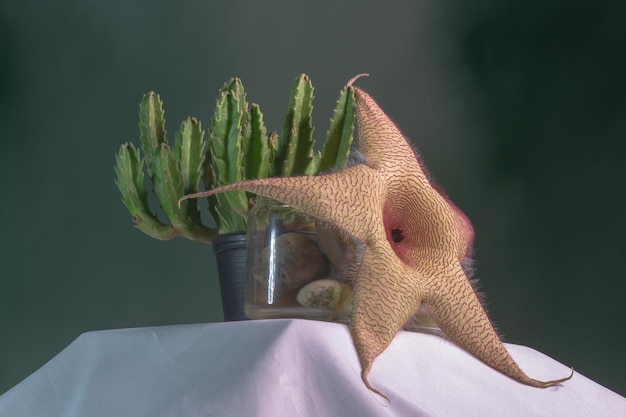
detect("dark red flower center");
top-left (391, 228), bottom-right (405, 243)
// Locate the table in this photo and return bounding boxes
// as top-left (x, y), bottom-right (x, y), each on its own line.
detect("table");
top-left (1, 319), bottom-right (624, 416)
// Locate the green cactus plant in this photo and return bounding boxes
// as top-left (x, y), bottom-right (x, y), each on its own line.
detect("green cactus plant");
top-left (114, 74), bottom-right (356, 242)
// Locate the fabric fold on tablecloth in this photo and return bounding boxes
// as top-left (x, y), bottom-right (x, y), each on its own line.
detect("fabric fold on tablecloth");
top-left (1, 319), bottom-right (624, 417)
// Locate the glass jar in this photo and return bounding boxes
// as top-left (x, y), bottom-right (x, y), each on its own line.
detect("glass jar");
top-left (244, 197), bottom-right (441, 335)
top-left (245, 198), bottom-right (352, 323)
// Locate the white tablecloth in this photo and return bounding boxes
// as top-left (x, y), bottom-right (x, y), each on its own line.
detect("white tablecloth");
top-left (1, 319), bottom-right (624, 417)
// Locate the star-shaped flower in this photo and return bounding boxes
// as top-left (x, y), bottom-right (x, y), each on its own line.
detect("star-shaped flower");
top-left (181, 75), bottom-right (573, 399)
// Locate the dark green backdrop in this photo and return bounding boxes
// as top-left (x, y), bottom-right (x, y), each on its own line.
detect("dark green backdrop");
top-left (1, 0), bottom-right (624, 397)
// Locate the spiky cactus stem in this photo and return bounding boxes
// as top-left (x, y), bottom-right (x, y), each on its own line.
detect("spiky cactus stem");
top-left (115, 75), bottom-right (356, 243)
top-left (115, 93), bottom-right (215, 242)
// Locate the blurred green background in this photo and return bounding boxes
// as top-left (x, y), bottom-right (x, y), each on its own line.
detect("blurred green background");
top-left (1, 0), bottom-right (624, 397)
